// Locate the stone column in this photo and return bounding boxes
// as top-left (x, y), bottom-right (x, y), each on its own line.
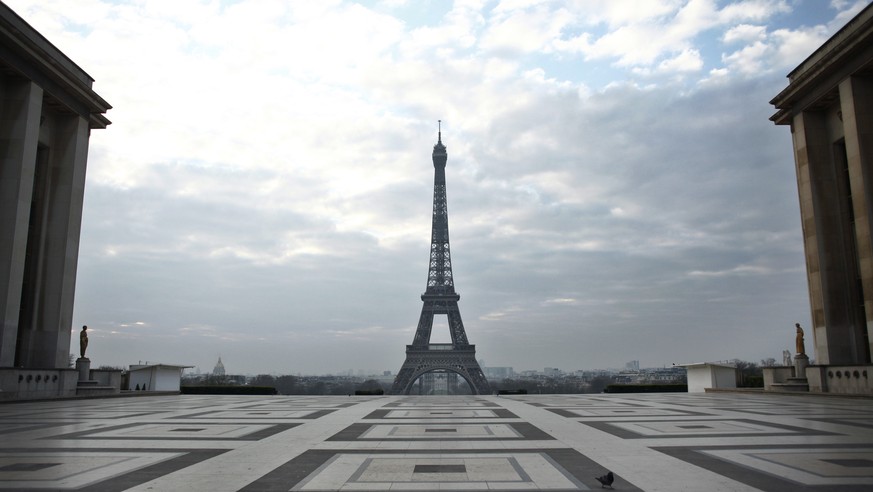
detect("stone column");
top-left (0, 79), bottom-right (42, 367)
top-left (793, 108), bottom-right (862, 365)
top-left (17, 114), bottom-right (90, 368)
top-left (840, 75), bottom-right (873, 363)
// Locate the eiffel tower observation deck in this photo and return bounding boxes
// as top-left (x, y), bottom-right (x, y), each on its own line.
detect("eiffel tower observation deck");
top-left (391, 123), bottom-right (491, 395)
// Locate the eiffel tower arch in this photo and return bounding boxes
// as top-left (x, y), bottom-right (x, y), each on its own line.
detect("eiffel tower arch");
top-left (391, 124), bottom-right (491, 395)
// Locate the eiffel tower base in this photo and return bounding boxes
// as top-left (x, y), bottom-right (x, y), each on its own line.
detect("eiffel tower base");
top-left (391, 345), bottom-right (492, 395)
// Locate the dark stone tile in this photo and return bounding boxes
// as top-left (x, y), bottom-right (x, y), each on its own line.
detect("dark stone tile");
top-left (50, 422), bottom-right (298, 441)
top-left (655, 445), bottom-right (873, 492)
top-left (325, 421), bottom-right (554, 441)
top-left (414, 464), bottom-right (466, 473)
top-left (0, 462), bottom-right (59, 472)
top-left (580, 418), bottom-right (835, 439)
top-left (822, 458), bottom-right (873, 467)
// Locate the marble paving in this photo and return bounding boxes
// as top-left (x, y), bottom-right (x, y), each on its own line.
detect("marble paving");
top-left (0, 393), bottom-right (871, 491)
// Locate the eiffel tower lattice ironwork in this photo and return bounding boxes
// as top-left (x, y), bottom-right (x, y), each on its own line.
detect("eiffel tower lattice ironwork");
top-left (391, 124), bottom-right (491, 395)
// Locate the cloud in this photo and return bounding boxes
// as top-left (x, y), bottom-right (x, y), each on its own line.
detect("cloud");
top-left (723, 23), bottom-right (767, 43)
top-left (480, 4), bottom-right (574, 55)
top-left (657, 48), bottom-right (704, 73)
top-left (542, 0), bottom-right (791, 70)
top-left (829, 0), bottom-right (870, 29)
top-left (717, 0), bottom-right (790, 23)
top-left (687, 265), bottom-right (774, 277)
top-left (718, 23), bottom-right (830, 76)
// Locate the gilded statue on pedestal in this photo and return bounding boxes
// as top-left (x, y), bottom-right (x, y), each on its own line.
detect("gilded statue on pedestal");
top-left (79, 325), bottom-right (89, 359)
top-left (795, 323), bottom-right (805, 356)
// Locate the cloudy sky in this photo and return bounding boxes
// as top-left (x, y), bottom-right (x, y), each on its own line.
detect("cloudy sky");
top-left (8, 0), bottom-right (869, 375)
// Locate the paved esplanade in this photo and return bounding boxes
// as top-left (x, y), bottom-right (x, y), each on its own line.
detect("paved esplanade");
top-left (1, 393), bottom-right (871, 491)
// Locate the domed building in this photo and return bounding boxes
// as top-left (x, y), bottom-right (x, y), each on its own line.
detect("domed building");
top-left (212, 357), bottom-right (226, 377)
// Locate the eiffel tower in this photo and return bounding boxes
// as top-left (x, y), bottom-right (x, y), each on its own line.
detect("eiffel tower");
top-left (391, 124), bottom-right (491, 395)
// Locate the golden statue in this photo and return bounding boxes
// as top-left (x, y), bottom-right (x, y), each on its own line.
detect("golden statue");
top-left (79, 325), bottom-right (89, 358)
top-left (795, 323), bottom-right (805, 356)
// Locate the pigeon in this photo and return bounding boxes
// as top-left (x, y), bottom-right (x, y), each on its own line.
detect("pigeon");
top-left (595, 471), bottom-right (614, 488)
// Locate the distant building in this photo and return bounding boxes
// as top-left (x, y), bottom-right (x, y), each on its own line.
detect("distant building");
top-left (625, 360), bottom-right (640, 372)
top-left (212, 357), bottom-right (226, 377)
top-left (0, 3), bottom-right (111, 371)
top-left (771, 4), bottom-right (873, 371)
top-left (544, 367), bottom-right (562, 377)
top-left (128, 364), bottom-right (192, 392)
top-left (679, 363), bottom-right (737, 393)
top-left (484, 366), bottom-right (514, 380)
top-left (224, 374), bottom-right (246, 385)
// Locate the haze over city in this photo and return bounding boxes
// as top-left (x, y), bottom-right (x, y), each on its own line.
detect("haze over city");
top-left (7, 0), bottom-right (868, 375)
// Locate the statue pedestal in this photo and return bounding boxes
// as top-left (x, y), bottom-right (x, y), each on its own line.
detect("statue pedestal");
top-left (794, 354), bottom-right (809, 379)
top-left (76, 357), bottom-right (91, 382)
top-left (772, 354), bottom-right (810, 392)
top-left (74, 358), bottom-right (118, 397)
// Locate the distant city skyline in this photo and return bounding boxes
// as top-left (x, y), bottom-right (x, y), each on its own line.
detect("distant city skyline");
top-left (5, 0), bottom-right (867, 374)
top-left (186, 356), bottom-right (764, 378)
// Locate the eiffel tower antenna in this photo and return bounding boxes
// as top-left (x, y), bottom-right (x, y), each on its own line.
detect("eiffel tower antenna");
top-left (390, 126), bottom-right (491, 395)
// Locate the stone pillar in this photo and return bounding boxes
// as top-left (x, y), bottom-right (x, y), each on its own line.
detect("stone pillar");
top-left (16, 114), bottom-right (90, 368)
top-left (0, 79), bottom-right (42, 367)
top-left (840, 75), bottom-right (873, 363)
top-left (793, 108), bottom-right (862, 365)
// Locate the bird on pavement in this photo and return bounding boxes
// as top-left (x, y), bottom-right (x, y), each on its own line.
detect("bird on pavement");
top-left (595, 471), bottom-right (614, 488)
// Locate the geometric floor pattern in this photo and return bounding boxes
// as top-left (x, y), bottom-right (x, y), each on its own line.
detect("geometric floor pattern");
top-left (1, 392), bottom-right (872, 491)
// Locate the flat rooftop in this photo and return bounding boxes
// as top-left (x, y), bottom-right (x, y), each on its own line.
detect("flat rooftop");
top-left (1, 392), bottom-right (871, 491)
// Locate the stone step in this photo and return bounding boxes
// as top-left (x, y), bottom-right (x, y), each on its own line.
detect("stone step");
top-left (770, 381), bottom-right (810, 392)
top-left (76, 385), bottom-right (119, 396)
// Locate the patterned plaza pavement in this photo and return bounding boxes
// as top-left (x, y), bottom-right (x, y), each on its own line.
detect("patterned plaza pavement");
top-left (0, 392), bottom-right (872, 491)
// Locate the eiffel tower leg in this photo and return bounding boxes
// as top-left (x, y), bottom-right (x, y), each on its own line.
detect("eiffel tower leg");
top-left (446, 305), bottom-right (469, 345)
top-left (463, 364), bottom-right (491, 394)
top-left (412, 307), bottom-right (434, 346)
top-left (391, 364), bottom-right (416, 395)
top-left (391, 349), bottom-right (492, 395)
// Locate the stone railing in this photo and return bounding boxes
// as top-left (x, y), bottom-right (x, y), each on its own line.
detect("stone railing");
top-left (762, 366), bottom-right (794, 390)
top-left (808, 365), bottom-right (873, 394)
top-left (0, 368), bottom-right (79, 400)
top-left (765, 364), bottom-right (873, 394)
